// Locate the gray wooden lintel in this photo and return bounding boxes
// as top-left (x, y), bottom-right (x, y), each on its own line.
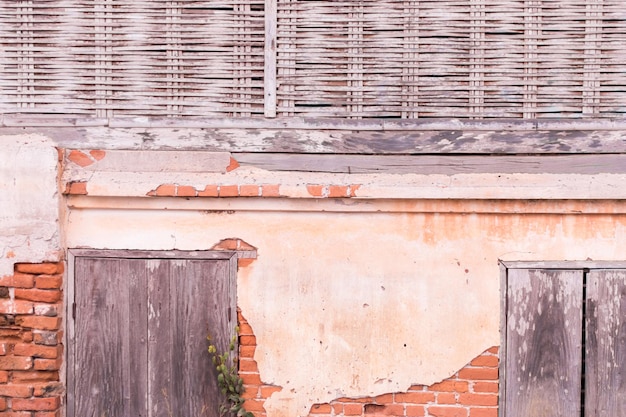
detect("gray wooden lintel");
top-left (234, 153), bottom-right (626, 174)
top-left (2, 126), bottom-right (626, 154)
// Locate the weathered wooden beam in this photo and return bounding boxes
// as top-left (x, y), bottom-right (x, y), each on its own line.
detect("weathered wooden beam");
top-left (234, 153), bottom-right (626, 174)
top-left (4, 126), bottom-right (625, 154)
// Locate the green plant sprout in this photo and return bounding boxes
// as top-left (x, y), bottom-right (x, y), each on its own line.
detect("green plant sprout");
top-left (208, 327), bottom-right (254, 417)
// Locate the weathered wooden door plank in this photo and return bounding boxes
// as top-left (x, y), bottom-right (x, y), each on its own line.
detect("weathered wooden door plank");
top-left (74, 257), bottom-right (149, 417)
top-left (585, 269), bottom-right (626, 417)
top-left (505, 268), bottom-right (583, 417)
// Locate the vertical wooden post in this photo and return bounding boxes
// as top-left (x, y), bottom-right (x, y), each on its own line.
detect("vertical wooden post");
top-left (264, 0), bottom-right (277, 118)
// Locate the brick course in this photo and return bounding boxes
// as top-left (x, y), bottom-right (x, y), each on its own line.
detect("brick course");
top-left (0, 263), bottom-right (63, 417)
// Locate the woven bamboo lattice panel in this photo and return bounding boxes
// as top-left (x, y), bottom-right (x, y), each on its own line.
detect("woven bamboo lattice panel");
top-left (0, 0), bottom-right (265, 117)
top-left (1, 0), bottom-right (626, 119)
top-left (275, 0), bottom-right (626, 119)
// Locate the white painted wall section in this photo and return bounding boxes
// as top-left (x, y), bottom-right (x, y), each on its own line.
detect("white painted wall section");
top-left (0, 135), bottom-right (61, 276)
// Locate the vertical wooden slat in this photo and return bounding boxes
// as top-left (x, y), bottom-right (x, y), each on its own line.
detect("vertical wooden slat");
top-left (264, 0), bottom-right (277, 117)
top-left (523, 0), bottom-right (539, 119)
top-left (469, 0), bottom-right (485, 118)
top-left (585, 269), bottom-right (626, 417)
top-left (148, 259), bottom-right (231, 417)
top-left (73, 258), bottom-right (148, 417)
top-left (505, 268), bottom-right (583, 417)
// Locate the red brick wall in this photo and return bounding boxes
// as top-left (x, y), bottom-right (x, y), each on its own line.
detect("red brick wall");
top-left (239, 312), bottom-right (498, 417)
top-left (0, 262), bottom-right (64, 417)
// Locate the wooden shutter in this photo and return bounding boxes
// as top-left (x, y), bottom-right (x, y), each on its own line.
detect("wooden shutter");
top-left (504, 268), bottom-right (583, 417)
top-left (585, 269), bottom-right (626, 417)
top-left (68, 251), bottom-right (236, 417)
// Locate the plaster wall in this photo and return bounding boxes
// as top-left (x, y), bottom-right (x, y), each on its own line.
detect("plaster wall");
top-left (0, 135), bottom-right (61, 277)
top-left (65, 201), bottom-right (626, 417)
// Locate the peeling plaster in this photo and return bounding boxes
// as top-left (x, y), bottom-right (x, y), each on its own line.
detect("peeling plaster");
top-left (66, 207), bottom-right (626, 417)
top-left (0, 135), bottom-right (61, 276)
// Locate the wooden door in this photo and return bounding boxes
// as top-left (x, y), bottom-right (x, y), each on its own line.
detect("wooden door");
top-left (67, 250), bottom-right (237, 417)
top-left (585, 269), bottom-right (626, 417)
top-left (504, 268), bottom-right (584, 417)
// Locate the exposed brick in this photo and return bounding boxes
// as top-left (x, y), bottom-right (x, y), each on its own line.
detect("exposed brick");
top-left (33, 358), bottom-right (62, 371)
top-left (34, 276), bottom-right (62, 290)
top-left (226, 157), bottom-right (240, 172)
top-left (469, 356), bottom-right (499, 368)
top-left (458, 394), bottom-right (497, 407)
top-left (259, 386), bottom-right (281, 398)
top-left (89, 149), bottom-right (106, 161)
top-left (11, 371), bottom-right (58, 382)
top-left (219, 185), bottom-right (239, 197)
top-left (328, 185), bottom-right (349, 198)
top-left (0, 412), bottom-right (31, 417)
top-left (154, 184), bottom-right (177, 197)
top-left (395, 392), bottom-right (435, 404)
top-left (436, 393), bottom-right (457, 405)
top-left (349, 184), bottom-right (362, 197)
top-left (405, 405), bottom-right (425, 417)
top-left (242, 399), bottom-right (265, 412)
top-left (364, 404), bottom-right (404, 416)
top-left (240, 345), bottom-right (255, 358)
top-left (427, 406), bottom-right (468, 417)
top-left (15, 264), bottom-right (63, 276)
top-left (374, 393), bottom-right (393, 404)
top-left (33, 304), bottom-right (59, 317)
top-left (261, 185), bottom-right (280, 197)
top-left (65, 181), bottom-right (87, 195)
top-left (457, 368), bottom-right (498, 381)
top-left (0, 300), bottom-right (33, 315)
top-left (14, 344), bottom-right (59, 359)
top-left (0, 372), bottom-right (9, 383)
top-left (343, 403), bottom-right (363, 415)
top-left (472, 382), bottom-right (498, 393)
top-left (239, 359), bottom-right (258, 372)
top-left (0, 384), bottom-right (33, 397)
top-left (67, 150), bottom-right (93, 167)
top-left (240, 373), bottom-right (262, 386)
top-left (306, 184), bottom-right (325, 197)
top-left (20, 332), bottom-right (33, 343)
top-left (14, 289), bottom-right (61, 304)
top-left (0, 288), bottom-right (8, 299)
top-left (242, 385), bottom-right (259, 400)
top-left (331, 403), bottom-right (343, 414)
top-left (0, 344), bottom-right (5, 356)
top-left (0, 398), bottom-right (5, 411)
top-left (0, 356), bottom-right (32, 370)
top-left (15, 316), bottom-right (61, 331)
top-left (33, 332), bottom-right (58, 347)
top-left (12, 396), bottom-right (60, 411)
top-left (32, 382), bottom-right (64, 397)
top-left (198, 185), bottom-right (219, 197)
top-left (177, 185), bottom-right (197, 197)
top-left (240, 185), bottom-right (260, 197)
top-left (0, 274), bottom-right (34, 289)
top-left (238, 321), bottom-right (254, 336)
top-left (486, 347), bottom-right (498, 355)
top-left (469, 408), bottom-right (497, 417)
top-left (430, 381), bottom-right (469, 393)
top-left (310, 404), bottom-right (331, 414)
top-left (239, 335), bottom-right (256, 346)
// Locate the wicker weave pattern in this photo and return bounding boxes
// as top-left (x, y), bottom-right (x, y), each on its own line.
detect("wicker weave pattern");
top-left (1, 0), bottom-right (625, 119)
top-left (276, 0), bottom-right (626, 119)
top-left (0, 0), bottom-right (265, 117)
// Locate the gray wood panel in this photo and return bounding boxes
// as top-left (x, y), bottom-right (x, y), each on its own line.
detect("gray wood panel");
top-left (72, 252), bottom-right (235, 417)
top-left (234, 153), bottom-right (626, 174)
top-left (5, 125), bottom-right (626, 154)
top-left (148, 259), bottom-right (231, 417)
top-left (74, 258), bottom-right (149, 417)
top-left (505, 269), bottom-right (583, 417)
top-left (585, 270), bottom-right (626, 417)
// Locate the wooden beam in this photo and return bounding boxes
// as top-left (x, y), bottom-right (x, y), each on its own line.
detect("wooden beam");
top-left (8, 126), bottom-right (626, 154)
top-left (233, 153), bottom-right (626, 174)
